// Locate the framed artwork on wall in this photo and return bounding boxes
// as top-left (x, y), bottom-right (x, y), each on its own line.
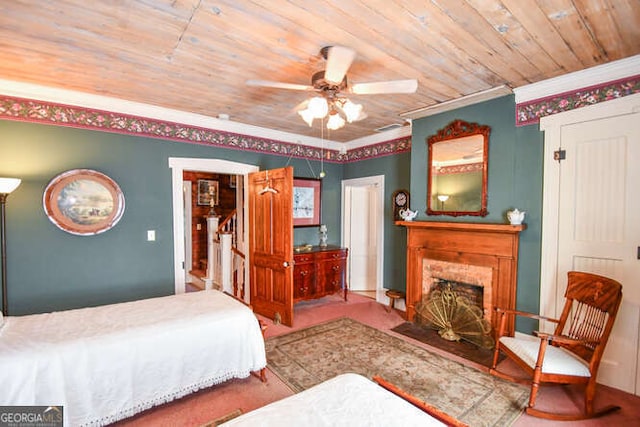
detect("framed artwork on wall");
top-left (293, 178), bottom-right (321, 227)
top-left (43, 169), bottom-right (125, 236)
top-left (197, 179), bottom-right (219, 206)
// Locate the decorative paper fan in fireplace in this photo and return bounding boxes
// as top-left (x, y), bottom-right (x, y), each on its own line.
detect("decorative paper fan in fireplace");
top-left (246, 46), bottom-right (418, 130)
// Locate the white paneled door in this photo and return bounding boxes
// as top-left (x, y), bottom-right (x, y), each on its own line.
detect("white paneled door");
top-left (341, 175), bottom-right (384, 297)
top-left (556, 112), bottom-right (640, 394)
top-left (348, 185), bottom-right (378, 291)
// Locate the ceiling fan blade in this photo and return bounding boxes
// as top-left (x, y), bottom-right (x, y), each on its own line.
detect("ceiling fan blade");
top-left (324, 46), bottom-right (356, 85)
top-left (350, 79), bottom-right (418, 94)
top-left (246, 79), bottom-right (314, 91)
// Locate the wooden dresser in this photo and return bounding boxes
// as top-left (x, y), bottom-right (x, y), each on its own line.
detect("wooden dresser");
top-left (293, 245), bottom-right (348, 302)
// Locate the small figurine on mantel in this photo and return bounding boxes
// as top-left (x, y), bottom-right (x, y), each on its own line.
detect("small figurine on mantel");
top-left (319, 224), bottom-right (328, 247)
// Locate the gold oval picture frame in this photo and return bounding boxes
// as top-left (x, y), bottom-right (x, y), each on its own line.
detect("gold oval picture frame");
top-left (43, 169), bottom-right (125, 236)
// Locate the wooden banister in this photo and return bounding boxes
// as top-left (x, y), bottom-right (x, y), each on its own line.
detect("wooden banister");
top-left (217, 208), bottom-right (237, 233)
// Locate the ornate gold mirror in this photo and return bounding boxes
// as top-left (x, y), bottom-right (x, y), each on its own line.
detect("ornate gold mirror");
top-left (427, 119), bottom-right (490, 217)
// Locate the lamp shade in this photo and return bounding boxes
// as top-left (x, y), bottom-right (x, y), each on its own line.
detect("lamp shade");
top-left (308, 97), bottom-right (329, 119)
top-left (297, 108), bottom-right (315, 127)
top-left (341, 99), bottom-right (363, 123)
top-left (327, 113), bottom-right (345, 130)
top-left (0, 178), bottom-right (21, 194)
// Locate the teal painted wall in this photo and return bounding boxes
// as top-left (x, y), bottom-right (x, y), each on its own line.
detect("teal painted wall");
top-left (1, 94), bottom-right (543, 334)
top-left (411, 95), bottom-right (543, 332)
top-left (0, 120), bottom-right (340, 315)
top-left (293, 164), bottom-right (344, 247)
top-left (343, 151), bottom-right (411, 292)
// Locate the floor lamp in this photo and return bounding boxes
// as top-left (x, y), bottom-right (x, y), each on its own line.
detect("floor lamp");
top-left (0, 177), bottom-right (21, 315)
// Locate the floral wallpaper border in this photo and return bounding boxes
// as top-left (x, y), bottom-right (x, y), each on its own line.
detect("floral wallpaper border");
top-left (6, 74), bottom-right (635, 159)
top-left (0, 95), bottom-right (411, 162)
top-left (433, 162), bottom-right (483, 175)
top-left (341, 136), bottom-right (411, 163)
top-left (516, 74), bottom-right (640, 126)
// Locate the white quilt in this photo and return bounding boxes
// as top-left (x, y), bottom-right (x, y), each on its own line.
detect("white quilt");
top-left (220, 373), bottom-right (446, 427)
top-left (0, 290), bottom-right (267, 426)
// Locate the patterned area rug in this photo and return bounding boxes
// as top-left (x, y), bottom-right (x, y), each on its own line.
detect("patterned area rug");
top-left (266, 317), bottom-right (527, 427)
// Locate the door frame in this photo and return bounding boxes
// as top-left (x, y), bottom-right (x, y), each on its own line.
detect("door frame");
top-left (183, 180), bottom-right (193, 284)
top-left (539, 93), bottom-right (640, 321)
top-left (169, 157), bottom-right (259, 297)
top-left (341, 175), bottom-right (385, 302)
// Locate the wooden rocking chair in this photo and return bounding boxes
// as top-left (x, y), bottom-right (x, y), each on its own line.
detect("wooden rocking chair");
top-left (490, 271), bottom-right (623, 420)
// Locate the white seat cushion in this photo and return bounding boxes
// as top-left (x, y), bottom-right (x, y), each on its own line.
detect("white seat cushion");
top-left (499, 336), bottom-right (591, 377)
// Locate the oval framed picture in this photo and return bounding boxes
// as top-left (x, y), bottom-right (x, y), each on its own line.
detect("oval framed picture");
top-left (43, 169), bottom-right (125, 236)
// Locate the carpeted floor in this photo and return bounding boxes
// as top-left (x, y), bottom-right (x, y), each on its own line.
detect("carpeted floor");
top-left (113, 292), bottom-right (640, 427)
top-left (266, 317), bottom-right (528, 426)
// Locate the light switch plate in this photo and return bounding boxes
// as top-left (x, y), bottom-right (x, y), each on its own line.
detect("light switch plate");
top-left (147, 230), bottom-right (156, 241)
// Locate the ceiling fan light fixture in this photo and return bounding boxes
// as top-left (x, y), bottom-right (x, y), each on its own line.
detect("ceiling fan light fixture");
top-left (327, 112), bottom-right (346, 130)
top-left (248, 46), bottom-right (418, 132)
top-left (298, 108), bottom-right (315, 127)
top-left (308, 96), bottom-right (329, 119)
top-left (341, 99), bottom-right (362, 123)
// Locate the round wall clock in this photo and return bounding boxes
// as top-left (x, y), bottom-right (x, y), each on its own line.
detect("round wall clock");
top-left (392, 189), bottom-right (410, 221)
top-left (43, 169), bottom-right (125, 236)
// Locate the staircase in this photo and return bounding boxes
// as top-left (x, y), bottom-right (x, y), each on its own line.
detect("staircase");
top-left (202, 209), bottom-right (246, 299)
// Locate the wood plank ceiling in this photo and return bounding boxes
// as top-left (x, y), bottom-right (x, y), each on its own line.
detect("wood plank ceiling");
top-left (0, 1), bottom-right (638, 142)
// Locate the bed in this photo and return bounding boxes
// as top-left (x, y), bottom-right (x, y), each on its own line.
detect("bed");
top-left (0, 290), bottom-right (267, 426)
top-left (220, 373), bottom-right (467, 427)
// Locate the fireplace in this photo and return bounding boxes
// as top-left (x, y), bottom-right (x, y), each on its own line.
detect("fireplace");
top-left (420, 259), bottom-right (494, 339)
top-left (399, 221), bottom-right (525, 338)
top-left (423, 259), bottom-right (492, 318)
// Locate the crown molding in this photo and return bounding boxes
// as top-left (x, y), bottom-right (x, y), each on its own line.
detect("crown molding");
top-left (514, 55), bottom-right (640, 103)
top-left (343, 125), bottom-right (411, 152)
top-left (399, 85), bottom-right (513, 120)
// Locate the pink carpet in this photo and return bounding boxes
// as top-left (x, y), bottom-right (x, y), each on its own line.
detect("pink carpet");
top-left (113, 292), bottom-right (640, 426)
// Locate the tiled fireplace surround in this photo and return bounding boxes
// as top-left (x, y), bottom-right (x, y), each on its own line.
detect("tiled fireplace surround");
top-left (400, 221), bottom-right (525, 337)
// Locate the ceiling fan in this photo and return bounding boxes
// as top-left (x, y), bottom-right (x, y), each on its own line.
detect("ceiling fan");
top-left (246, 46), bottom-right (418, 130)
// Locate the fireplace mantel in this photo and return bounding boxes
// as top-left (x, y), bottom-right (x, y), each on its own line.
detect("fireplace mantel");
top-left (398, 221), bottom-right (525, 336)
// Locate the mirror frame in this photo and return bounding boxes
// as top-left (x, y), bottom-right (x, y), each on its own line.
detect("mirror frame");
top-left (426, 119), bottom-right (490, 217)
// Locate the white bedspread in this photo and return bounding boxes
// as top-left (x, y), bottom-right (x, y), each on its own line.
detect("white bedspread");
top-left (0, 290), bottom-right (266, 426)
top-left (220, 373), bottom-right (446, 427)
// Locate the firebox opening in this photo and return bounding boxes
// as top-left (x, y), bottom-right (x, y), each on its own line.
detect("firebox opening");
top-left (415, 278), bottom-right (494, 349)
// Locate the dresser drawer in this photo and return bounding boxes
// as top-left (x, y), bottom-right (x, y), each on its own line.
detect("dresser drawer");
top-left (293, 253), bottom-right (314, 263)
top-left (314, 249), bottom-right (347, 261)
